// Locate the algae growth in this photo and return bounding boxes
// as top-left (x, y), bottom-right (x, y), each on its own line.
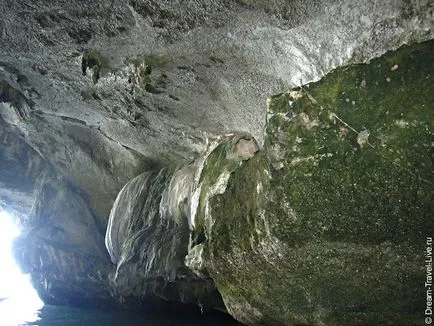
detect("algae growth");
top-left (81, 49), bottom-right (110, 84)
top-left (125, 54), bottom-right (168, 93)
top-left (196, 40), bottom-right (434, 325)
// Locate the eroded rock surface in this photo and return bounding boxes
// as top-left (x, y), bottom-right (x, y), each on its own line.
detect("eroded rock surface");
top-left (1, 0), bottom-right (431, 220)
top-left (192, 40), bottom-right (433, 325)
top-left (105, 169), bottom-right (224, 310)
top-left (0, 0), bottom-right (432, 324)
top-left (13, 177), bottom-right (115, 307)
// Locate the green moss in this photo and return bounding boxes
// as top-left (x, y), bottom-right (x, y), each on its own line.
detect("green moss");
top-left (81, 49), bottom-right (111, 84)
top-left (266, 40), bottom-right (434, 246)
top-left (125, 54), bottom-right (168, 90)
top-left (207, 153), bottom-right (268, 252)
top-left (126, 54), bottom-right (168, 69)
top-left (198, 40), bottom-right (434, 325)
top-left (83, 49), bottom-right (110, 69)
top-left (192, 141), bottom-right (239, 246)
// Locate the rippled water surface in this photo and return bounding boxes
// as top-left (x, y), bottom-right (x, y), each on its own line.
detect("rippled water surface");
top-left (0, 299), bottom-right (241, 326)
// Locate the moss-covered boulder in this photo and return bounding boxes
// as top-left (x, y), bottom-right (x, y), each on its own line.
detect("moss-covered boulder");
top-left (194, 40), bottom-right (434, 325)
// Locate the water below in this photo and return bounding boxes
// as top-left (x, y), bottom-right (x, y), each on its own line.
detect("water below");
top-left (0, 298), bottom-right (242, 326)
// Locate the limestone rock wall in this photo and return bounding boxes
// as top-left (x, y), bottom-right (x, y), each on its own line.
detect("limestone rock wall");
top-left (193, 40), bottom-right (434, 325)
top-left (0, 0), bottom-right (432, 323)
top-left (13, 178), bottom-right (115, 307)
top-left (105, 169), bottom-right (224, 310)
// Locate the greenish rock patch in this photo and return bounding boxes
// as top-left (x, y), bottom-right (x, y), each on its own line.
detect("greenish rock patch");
top-left (81, 49), bottom-right (111, 84)
top-left (126, 54), bottom-right (168, 70)
top-left (196, 40), bottom-right (434, 325)
top-left (125, 54), bottom-right (168, 93)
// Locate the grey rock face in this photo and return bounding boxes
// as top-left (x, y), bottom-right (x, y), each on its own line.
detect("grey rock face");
top-left (174, 40), bottom-right (434, 325)
top-left (13, 178), bottom-right (114, 307)
top-left (1, 1), bottom-right (432, 183)
top-left (0, 0), bottom-right (432, 322)
top-left (0, 120), bottom-right (46, 218)
top-left (105, 169), bottom-right (224, 310)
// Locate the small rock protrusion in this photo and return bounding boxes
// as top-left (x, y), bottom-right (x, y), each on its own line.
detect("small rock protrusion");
top-left (357, 130), bottom-right (370, 148)
top-left (226, 137), bottom-right (260, 162)
top-left (82, 49), bottom-right (106, 84)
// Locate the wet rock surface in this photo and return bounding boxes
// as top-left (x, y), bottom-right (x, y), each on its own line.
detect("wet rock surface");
top-left (194, 40), bottom-right (434, 325)
top-left (0, 0), bottom-right (432, 324)
top-left (12, 177), bottom-right (115, 307)
top-left (105, 170), bottom-right (224, 310)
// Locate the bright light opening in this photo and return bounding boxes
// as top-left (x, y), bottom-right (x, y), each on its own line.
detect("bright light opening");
top-left (0, 211), bottom-right (44, 325)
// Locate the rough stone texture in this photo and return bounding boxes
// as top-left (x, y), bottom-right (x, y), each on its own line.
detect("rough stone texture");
top-left (105, 169), bottom-right (224, 310)
top-left (194, 40), bottom-right (434, 325)
top-left (0, 0), bottom-right (432, 323)
top-left (12, 177), bottom-right (115, 307)
top-left (0, 120), bottom-right (47, 218)
top-left (0, 0), bottom-right (431, 221)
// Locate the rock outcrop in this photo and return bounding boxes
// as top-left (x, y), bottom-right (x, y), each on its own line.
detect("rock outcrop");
top-left (105, 169), bottom-right (224, 310)
top-left (192, 40), bottom-right (434, 325)
top-left (13, 177), bottom-right (115, 307)
top-left (105, 39), bottom-right (433, 324)
top-left (0, 0), bottom-right (432, 324)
